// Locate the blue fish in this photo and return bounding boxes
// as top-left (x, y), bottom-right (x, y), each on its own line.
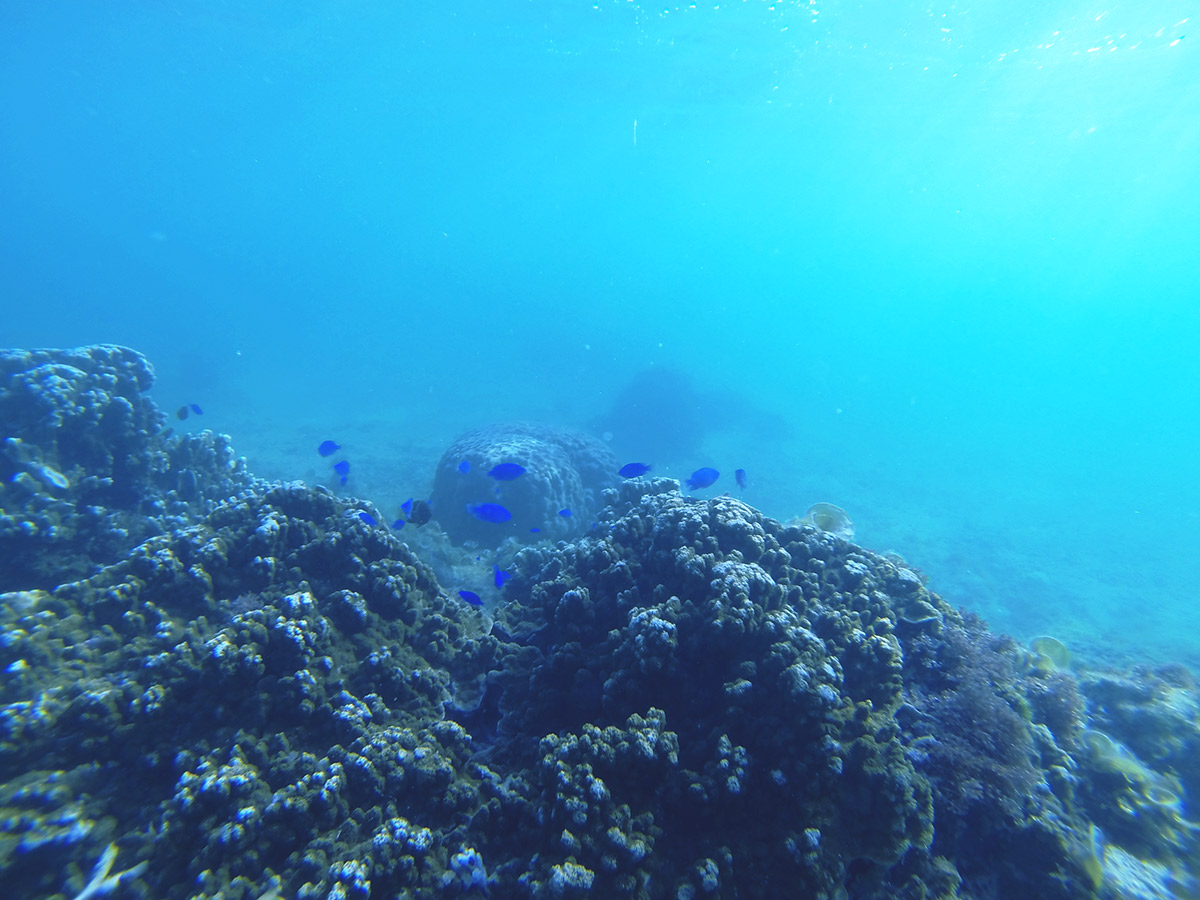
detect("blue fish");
top-left (458, 590), bottom-right (483, 607)
top-left (333, 460), bottom-right (350, 477)
top-left (391, 518), bottom-right (406, 530)
top-left (493, 564), bottom-right (512, 588)
top-left (559, 508), bottom-right (572, 518)
top-left (400, 497), bottom-right (414, 516)
top-left (619, 462), bottom-right (652, 478)
top-left (686, 467), bottom-right (720, 490)
top-left (467, 502), bottom-right (512, 523)
top-left (735, 468), bottom-right (747, 490)
top-left (457, 460), bottom-right (471, 474)
top-left (318, 440), bottom-right (340, 457)
top-left (189, 404), bottom-right (204, 416)
top-left (339, 475), bottom-right (348, 486)
top-left (529, 527), bottom-right (541, 533)
top-left (358, 512), bottom-right (377, 525)
top-left (488, 462), bottom-right (526, 481)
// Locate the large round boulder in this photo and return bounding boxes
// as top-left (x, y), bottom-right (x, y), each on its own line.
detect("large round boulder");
top-left (430, 423), bottom-right (618, 546)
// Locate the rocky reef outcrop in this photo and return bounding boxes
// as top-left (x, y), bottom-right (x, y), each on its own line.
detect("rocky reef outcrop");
top-left (0, 346), bottom-right (1196, 900)
top-left (0, 345), bottom-right (257, 591)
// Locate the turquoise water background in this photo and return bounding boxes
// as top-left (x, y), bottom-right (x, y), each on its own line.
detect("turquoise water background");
top-left (2, 2), bottom-right (1197, 665)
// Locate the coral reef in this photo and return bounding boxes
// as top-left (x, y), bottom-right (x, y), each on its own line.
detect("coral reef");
top-left (429, 423), bottom-right (618, 546)
top-left (1073, 666), bottom-right (1200, 874)
top-left (0, 478), bottom-right (495, 899)
top-left (485, 483), bottom-right (1104, 898)
top-left (0, 345), bottom-right (258, 591)
top-left (1, 345), bottom-right (1197, 899)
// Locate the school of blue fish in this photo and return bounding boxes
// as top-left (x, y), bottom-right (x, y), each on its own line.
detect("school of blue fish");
top-left (310, 439), bottom-right (748, 609)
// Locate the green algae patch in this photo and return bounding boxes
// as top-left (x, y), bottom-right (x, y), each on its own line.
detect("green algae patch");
top-left (797, 501), bottom-right (855, 540)
top-left (1030, 634), bottom-right (1072, 672)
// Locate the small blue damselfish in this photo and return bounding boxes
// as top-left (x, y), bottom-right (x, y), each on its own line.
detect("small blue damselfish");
top-left (467, 502), bottom-right (512, 523)
top-left (619, 462), bottom-right (652, 478)
top-left (488, 463), bottom-right (526, 481)
top-left (493, 564), bottom-right (512, 588)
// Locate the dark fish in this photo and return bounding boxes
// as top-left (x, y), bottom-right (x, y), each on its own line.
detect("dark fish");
top-left (619, 462), bottom-right (652, 478)
top-left (686, 467), bottom-right (720, 490)
top-left (493, 564), bottom-right (512, 588)
top-left (488, 462), bottom-right (526, 481)
top-left (358, 512), bottom-right (377, 525)
top-left (458, 590), bottom-right (483, 607)
top-left (400, 497), bottom-right (414, 515)
top-left (406, 499), bottom-right (433, 527)
top-left (333, 460), bottom-right (350, 477)
top-left (467, 502), bottom-right (512, 523)
top-left (457, 460), bottom-right (471, 474)
top-left (391, 519), bottom-right (406, 530)
top-left (176, 406), bottom-right (189, 420)
top-left (189, 404), bottom-right (204, 416)
top-left (735, 468), bottom-right (747, 490)
top-left (318, 440), bottom-right (340, 457)
top-left (559, 508), bottom-right (572, 518)
top-left (529, 527), bottom-right (541, 533)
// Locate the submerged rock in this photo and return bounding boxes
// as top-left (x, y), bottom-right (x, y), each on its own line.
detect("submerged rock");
top-left (430, 423), bottom-right (618, 546)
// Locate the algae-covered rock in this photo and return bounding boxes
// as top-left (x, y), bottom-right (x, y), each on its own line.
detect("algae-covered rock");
top-left (1074, 669), bottom-right (1200, 871)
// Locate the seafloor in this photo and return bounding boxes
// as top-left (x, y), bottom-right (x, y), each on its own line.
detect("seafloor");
top-left (1, 344), bottom-right (1196, 900)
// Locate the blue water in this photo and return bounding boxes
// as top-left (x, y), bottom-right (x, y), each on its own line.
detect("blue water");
top-left (3, 1), bottom-right (1198, 664)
